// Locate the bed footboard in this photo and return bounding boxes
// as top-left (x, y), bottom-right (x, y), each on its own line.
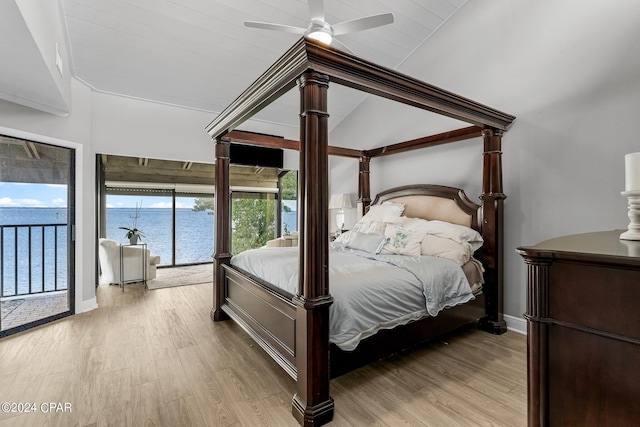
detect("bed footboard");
top-left (222, 264), bottom-right (486, 380)
top-left (221, 265), bottom-right (297, 379)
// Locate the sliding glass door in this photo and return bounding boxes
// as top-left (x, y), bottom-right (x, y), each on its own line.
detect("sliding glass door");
top-left (176, 195), bottom-right (213, 264)
top-left (0, 136), bottom-right (75, 337)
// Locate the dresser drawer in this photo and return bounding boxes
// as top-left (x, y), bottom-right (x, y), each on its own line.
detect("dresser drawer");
top-left (548, 261), bottom-right (640, 340)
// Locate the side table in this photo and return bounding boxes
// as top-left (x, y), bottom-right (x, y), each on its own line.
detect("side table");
top-left (119, 242), bottom-right (147, 292)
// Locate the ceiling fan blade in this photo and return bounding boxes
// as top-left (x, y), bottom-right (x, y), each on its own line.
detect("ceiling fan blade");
top-left (332, 13), bottom-right (394, 36)
top-left (244, 21), bottom-right (306, 35)
top-left (308, 0), bottom-right (325, 23)
top-left (331, 37), bottom-right (354, 54)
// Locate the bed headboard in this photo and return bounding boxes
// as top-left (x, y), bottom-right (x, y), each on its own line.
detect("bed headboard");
top-left (370, 184), bottom-right (481, 232)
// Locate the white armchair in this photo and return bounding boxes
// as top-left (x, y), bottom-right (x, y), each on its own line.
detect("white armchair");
top-left (98, 238), bottom-right (161, 285)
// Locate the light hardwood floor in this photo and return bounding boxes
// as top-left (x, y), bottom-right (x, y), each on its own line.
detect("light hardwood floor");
top-left (0, 281), bottom-right (526, 426)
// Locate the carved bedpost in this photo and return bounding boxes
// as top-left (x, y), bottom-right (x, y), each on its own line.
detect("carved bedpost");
top-left (357, 155), bottom-right (371, 217)
top-left (211, 137), bottom-right (231, 322)
top-left (292, 70), bottom-right (334, 426)
top-left (478, 128), bottom-right (507, 334)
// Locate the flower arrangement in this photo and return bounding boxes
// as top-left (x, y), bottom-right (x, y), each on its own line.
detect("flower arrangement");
top-left (119, 202), bottom-right (145, 244)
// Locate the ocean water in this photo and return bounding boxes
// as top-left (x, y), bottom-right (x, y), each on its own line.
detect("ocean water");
top-left (106, 208), bottom-right (214, 265)
top-left (1, 208), bottom-right (69, 296)
top-left (0, 207), bottom-right (216, 296)
top-left (1, 207), bottom-right (297, 296)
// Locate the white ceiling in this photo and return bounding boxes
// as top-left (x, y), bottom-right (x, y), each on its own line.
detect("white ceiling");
top-left (60, 0), bottom-right (466, 131)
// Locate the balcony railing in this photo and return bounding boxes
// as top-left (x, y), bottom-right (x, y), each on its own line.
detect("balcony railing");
top-left (1, 223), bottom-right (68, 297)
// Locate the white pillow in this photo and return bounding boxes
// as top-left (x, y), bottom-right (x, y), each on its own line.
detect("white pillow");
top-left (360, 220), bottom-right (387, 235)
top-left (388, 216), bottom-right (427, 230)
top-left (381, 224), bottom-right (426, 257)
top-left (333, 224), bottom-right (362, 245)
top-left (337, 202), bottom-right (405, 244)
top-left (362, 201), bottom-right (405, 221)
top-left (420, 234), bottom-right (472, 265)
top-left (383, 216), bottom-right (482, 252)
top-left (421, 220), bottom-right (483, 251)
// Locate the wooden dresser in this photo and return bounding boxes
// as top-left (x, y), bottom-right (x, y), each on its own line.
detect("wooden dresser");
top-left (517, 230), bottom-right (640, 426)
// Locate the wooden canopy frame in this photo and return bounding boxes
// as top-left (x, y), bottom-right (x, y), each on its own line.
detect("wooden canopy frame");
top-left (206, 38), bottom-right (515, 426)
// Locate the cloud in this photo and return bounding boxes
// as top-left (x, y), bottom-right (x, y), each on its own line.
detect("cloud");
top-left (149, 202), bottom-right (172, 208)
top-left (0, 197), bottom-right (47, 207)
top-left (52, 198), bottom-right (67, 207)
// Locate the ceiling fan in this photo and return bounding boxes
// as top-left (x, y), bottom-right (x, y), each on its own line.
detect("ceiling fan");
top-left (244, 0), bottom-right (394, 52)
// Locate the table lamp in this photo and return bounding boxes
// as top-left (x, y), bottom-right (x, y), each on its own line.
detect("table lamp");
top-left (329, 193), bottom-right (353, 233)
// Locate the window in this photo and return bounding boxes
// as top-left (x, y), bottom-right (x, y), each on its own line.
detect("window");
top-left (105, 191), bottom-right (214, 266)
top-left (231, 192), bottom-right (276, 254)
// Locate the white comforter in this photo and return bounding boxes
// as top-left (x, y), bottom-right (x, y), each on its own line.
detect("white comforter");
top-left (230, 246), bottom-right (474, 351)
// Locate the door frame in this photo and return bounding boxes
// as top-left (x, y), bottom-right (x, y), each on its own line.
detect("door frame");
top-left (0, 127), bottom-right (84, 337)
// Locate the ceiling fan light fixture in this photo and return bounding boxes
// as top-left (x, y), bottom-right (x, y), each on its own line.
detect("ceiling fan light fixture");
top-left (244, 1), bottom-right (395, 51)
top-left (306, 30), bottom-right (332, 45)
top-left (305, 22), bottom-right (332, 45)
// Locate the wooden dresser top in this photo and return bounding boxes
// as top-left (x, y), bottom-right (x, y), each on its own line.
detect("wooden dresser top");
top-left (517, 230), bottom-right (640, 267)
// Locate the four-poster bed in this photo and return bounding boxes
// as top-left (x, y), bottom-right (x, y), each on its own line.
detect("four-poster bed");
top-left (206, 38), bottom-right (515, 426)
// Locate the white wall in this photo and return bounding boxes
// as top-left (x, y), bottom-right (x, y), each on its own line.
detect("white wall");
top-left (0, 0), bottom-right (73, 115)
top-left (0, 79), bottom-right (94, 311)
top-left (16, 0), bottom-right (72, 111)
top-left (91, 92), bottom-right (214, 162)
top-left (329, 0), bottom-right (640, 323)
top-left (90, 90), bottom-right (303, 168)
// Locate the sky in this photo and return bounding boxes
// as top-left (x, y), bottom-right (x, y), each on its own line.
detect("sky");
top-left (0, 183), bottom-right (67, 207)
top-left (0, 183), bottom-right (197, 208)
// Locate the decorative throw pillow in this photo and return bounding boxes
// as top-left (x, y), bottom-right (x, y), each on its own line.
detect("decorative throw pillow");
top-left (381, 224), bottom-right (426, 257)
top-left (345, 232), bottom-right (388, 254)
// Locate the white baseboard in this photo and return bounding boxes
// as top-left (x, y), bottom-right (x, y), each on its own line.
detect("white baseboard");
top-left (75, 297), bottom-right (98, 313)
top-left (504, 313), bottom-right (527, 335)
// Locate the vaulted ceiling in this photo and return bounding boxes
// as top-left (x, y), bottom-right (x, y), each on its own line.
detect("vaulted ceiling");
top-left (0, 1), bottom-right (468, 186)
top-left (61, 0), bottom-right (466, 129)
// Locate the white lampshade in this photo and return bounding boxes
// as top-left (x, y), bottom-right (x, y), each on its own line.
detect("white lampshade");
top-left (328, 193), bottom-right (353, 209)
